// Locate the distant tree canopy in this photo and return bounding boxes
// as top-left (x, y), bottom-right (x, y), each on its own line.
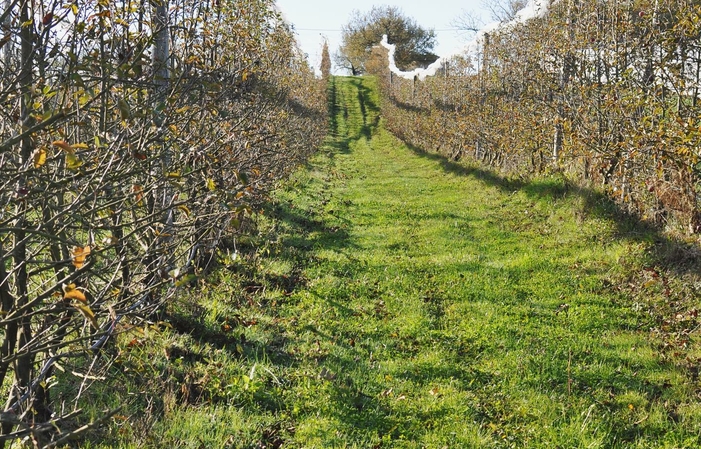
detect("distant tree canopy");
top-left (336, 6), bottom-right (438, 75)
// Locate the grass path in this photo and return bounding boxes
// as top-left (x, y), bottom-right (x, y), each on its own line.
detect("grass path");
top-left (244, 77), bottom-right (700, 447)
top-left (132, 77), bottom-right (701, 448)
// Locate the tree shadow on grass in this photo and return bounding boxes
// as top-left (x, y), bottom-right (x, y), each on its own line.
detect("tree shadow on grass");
top-left (348, 77), bottom-right (381, 141)
top-left (258, 203), bottom-right (405, 443)
top-left (316, 76), bottom-right (382, 160)
top-left (265, 200), bottom-right (355, 256)
top-left (253, 149), bottom-right (698, 446)
top-left (333, 76), bottom-right (381, 143)
top-left (403, 142), bottom-right (701, 277)
top-left (325, 77), bottom-right (351, 155)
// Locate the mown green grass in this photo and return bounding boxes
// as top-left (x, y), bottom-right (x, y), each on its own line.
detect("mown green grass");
top-left (86, 76), bottom-right (701, 448)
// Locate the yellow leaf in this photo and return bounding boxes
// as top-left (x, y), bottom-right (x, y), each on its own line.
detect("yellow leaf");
top-left (62, 283), bottom-right (87, 303)
top-left (166, 172), bottom-right (181, 179)
top-left (65, 152), bottom-right (83, 170)
top-left (73, 303), bottom-right (99, 329)
top-left (642, 279), bottom-right (658, 289)
top-left (72, 245), bottom-right (91, 269)
top-left (33, 148), bottom-right (47, 168)
top-left (95, 10), bottom-right (111, 18)
top-left (52, 140), bottom-right (74, 153)
top-left (177, 204), bottom-right (191, 216)
top-left (206, 178), bottom-right (216, 191)
top-left (71, 142), bottom-right (89, 149)
top-left (168, 124), bottom-right (178, 134)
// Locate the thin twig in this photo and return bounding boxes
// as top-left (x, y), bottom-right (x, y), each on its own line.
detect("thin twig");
top-left (44, 406), bottom-right (122, 448)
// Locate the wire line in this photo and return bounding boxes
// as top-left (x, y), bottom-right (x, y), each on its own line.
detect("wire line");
top-left (293, 28), bottom-right (463, 32)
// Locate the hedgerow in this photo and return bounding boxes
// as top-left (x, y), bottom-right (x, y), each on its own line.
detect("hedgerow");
top-left (0, 0), bottom-right (326, 443)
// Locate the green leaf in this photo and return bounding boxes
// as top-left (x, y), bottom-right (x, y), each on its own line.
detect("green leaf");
top-left (66, 153), bottom-right (83, 170)
top-left (175, 274), bottom-right (197, 287)
top-left (117, 98), bottom-right (131, 120)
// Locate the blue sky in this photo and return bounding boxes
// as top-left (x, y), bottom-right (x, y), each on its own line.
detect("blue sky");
top-left (275, 0), bottom-right (488, 74)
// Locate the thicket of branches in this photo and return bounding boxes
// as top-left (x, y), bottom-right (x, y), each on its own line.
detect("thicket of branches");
top-left (0, 0), bottom-right (326, 443)
top-left (372, 0), bottom-right (701, 233)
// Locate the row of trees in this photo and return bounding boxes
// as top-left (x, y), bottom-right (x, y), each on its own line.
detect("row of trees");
top-left (371, 0), bottom-right (701, 233)
top-left (0, 0), bottom-right (326, 443)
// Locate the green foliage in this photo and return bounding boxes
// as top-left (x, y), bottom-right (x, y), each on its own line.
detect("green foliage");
top-left (337, 6), bottom-right (438, 75)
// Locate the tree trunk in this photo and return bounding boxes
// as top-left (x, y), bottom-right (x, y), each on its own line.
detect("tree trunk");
top-left (151, 0), bottom-right (174, 284)
top-left (2, 0), bottom-right (34, 442)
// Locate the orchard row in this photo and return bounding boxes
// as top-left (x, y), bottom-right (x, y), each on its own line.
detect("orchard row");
top-left (371, 0), bottom-right (701, 233)
top-left (0, 0), bottom-right (326, 442)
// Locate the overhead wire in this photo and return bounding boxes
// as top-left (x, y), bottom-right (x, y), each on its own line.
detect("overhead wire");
top-left (293, 28), bottom-right (465, 32)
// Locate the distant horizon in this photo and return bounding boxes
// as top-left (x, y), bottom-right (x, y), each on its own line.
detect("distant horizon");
top-left (275, 0), bottom-right (489, 75)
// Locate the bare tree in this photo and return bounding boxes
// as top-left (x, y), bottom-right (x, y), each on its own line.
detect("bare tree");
top-left (485, 0), bottom-right (527, 22)
top-left (378, 0), bottom-right (701, 233)
top-left (454, 0), bottom-right (528, 32)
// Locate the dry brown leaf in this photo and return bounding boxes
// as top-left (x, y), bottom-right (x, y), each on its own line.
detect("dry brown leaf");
top-left (63, 283), bottom-right (87, 303)
top-left (72, 245), bottom-right (91, 269)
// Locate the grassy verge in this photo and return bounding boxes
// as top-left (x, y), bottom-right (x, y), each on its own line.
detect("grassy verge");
top-left (87, 76), bottom-right (701, 448)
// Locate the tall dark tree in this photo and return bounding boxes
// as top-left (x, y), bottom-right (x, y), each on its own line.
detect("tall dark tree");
top-left (320, 38), bottom-right (332, 79)
top-left (336, 6), bottom-right (437, 75)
